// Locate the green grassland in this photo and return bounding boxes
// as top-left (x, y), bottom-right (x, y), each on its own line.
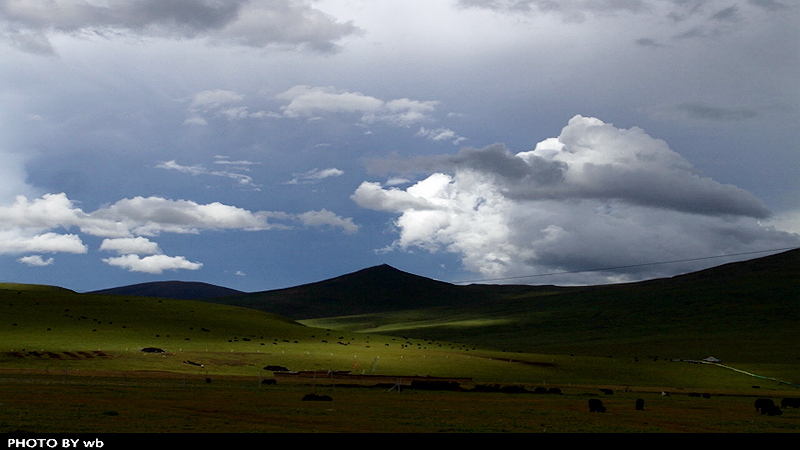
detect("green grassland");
top-left (1, 249), bottom-right (799, 433)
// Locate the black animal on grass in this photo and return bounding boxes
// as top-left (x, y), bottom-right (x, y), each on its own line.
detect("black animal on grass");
top-left (409, 380), bottom-right (462, 391)
top-left (782, 398), bottom-right (800, 409)
top-left (635, 399), bottom-right (644, 411)
top-left (762, 405), bottom-right (782, 416)
top-left (500, 385), bottom-right (529, 394)
top-left (141, 347), bottom-right (165, 353)
top-left (755, 398), bottom-right (775, 412)
top-left (588, 399), bottom-right (606, 413)
top-left (302, 393), bottom-right (332, 401)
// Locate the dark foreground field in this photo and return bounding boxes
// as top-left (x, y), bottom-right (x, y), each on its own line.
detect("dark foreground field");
top-left (1, 372), bottom-right (798, 433)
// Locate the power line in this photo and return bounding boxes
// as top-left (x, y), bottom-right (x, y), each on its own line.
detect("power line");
top-left (450, 246), bottom-right (799, 284)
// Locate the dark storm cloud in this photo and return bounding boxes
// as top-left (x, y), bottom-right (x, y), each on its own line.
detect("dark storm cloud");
top-left (0, 0), bottom-right (360, 54)
top-left (447, 144), bottom-right (567, 186)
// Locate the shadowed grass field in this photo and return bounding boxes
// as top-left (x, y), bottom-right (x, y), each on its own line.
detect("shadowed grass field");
top-left (2, 373), bottom-right (799, 433)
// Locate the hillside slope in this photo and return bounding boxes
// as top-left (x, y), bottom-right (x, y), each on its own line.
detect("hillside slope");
top-left (302, 249), bottom-right (800, 362)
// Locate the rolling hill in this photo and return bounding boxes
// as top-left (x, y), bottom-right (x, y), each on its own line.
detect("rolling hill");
top-left (10, 248), bottom-right (799, 364)
top-left (302, 249), bottom-right (799, 362)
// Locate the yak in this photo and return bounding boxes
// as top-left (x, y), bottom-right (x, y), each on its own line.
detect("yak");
top-left (589, 399), bottom-right (606, 413)
top-left (781, 398), bottom-right (800, 409)
top-left (755, 398), bottom-right (775, 412)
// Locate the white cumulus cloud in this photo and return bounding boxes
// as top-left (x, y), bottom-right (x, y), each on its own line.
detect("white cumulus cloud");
top-left (100, 237), bottom-right (161, 255)
top-left (102, 254), bottom-right (203, 274)
top-left (274, 85), bottom-right (440, 127)
top-left (0, 232), bottom-right (87, 255)
top-left (284, 167), bottom-right (345, 185)
top-left (353, 115), bottom-right (800, 283)
top-left (297, 209), bottom-right (359, 234)
top-left (18, 255), bottom-right (55, 267)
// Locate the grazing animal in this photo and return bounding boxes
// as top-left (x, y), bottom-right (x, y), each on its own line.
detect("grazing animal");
top-left (141, 347), bottom-right (165, 353)
top-left (635, 399), bottom-right (644, 411)
top-left (302, 393), bottom-right (332, 401)
top-left (661, 391), bottom-right (670, 397)
top-left (600, 388), bottom-right (613, 395)
top-left (755, 398), bottom-right (775, 412)
top-left (762, 405), bottom-right (782, 416)
top-left (781, 398), bottom-right (800, 409)
top-left (588, 399), bottom-right (606, 413)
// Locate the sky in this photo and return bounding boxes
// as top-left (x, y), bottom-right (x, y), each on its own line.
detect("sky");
top-left (0, 0), bottom-right (798, 293)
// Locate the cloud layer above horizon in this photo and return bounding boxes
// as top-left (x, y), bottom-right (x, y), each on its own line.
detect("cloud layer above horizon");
top-left (353, 115), bottom-right (797, 283)
top-left (0, 0), bottom-right (797, 290)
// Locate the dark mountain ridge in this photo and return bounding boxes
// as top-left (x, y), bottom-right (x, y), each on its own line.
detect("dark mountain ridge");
top-left (86, 249), bottom-right (799, 323)
top-left (88, 280), bottom-right (244, 300)
top-left (210, 264), bottom-right (544, 319)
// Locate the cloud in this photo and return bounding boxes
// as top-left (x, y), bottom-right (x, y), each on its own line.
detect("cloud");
top-left (658, 102), bottom-right (760, 122)
top-left (0, 193), bottom-right (275, 238)
top-left (0, 232), bottom-right (87, 255)
top-left (102, 254), bottom-right (202, 274)
top-left (189, 89), bottom-right (246, 110)
top-left (274, 85), bottom-right (440, 127)
top-left (90, 196), bottom-right (279, 236)
top-left (635, 37), bottom-right (662, 47)
top-left (184, 89), bottom-right (271, 124)
top-left (297, 209), bottom-right (359, 234)
top-left (353, 115), bottom-right (799, 283)
top-left (416, 127), bottom-right (468, 145)
top-left (710, 5), bottom-right (739, 21)
top-left (0, 191), bottom-right (359, 272)
top-left (213, 155), bottom-right (260, 166)
top-left (284, 167), bottom-right (345, 185)
top-left (456, 0), bottom-right (649, 21)
top-left (157, 160), bottom-right (258, 188)
top-left (748, 0), bottom-right (791, 12)
top-left (100, 237), bottom-right (161, 255)
top-left (18, 255), bottom-right (55, 267)
top-left (0, 0), bottom-right (360, 55)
